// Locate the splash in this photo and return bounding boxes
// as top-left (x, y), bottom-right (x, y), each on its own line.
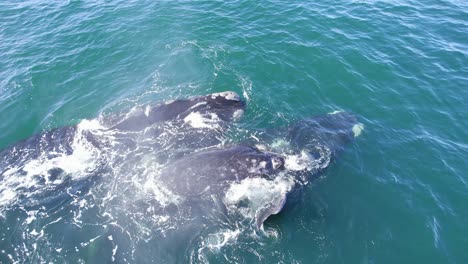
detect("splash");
top-left (184, 111), bottom-right (222, 129)
top-left (224, 176), bottom-right (295, 227)
top-left (0, 119), bottom-right (105, 208)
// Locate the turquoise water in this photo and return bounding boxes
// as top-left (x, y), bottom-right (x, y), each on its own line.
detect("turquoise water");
top-left (1, 0), bottom-right (467, 263)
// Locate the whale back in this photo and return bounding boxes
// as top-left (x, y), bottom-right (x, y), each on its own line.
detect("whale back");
top-left (159, 146), bottom-right (285, 197)
top-left (111, 91), bottom-right (245, 131)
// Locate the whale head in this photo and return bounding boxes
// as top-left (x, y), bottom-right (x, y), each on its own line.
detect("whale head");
top-left (287, 111), bottom-right (363, 167)
top-left (203, 91), bottom-right (246, 122)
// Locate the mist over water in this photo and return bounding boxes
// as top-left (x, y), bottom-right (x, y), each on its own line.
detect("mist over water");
top-left (1, 0), bottom-right (467, 263)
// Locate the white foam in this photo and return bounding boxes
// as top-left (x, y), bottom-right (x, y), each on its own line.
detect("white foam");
top-left (329, 110), bottom-right (344, 115)
top-left (0, 189), bottom-right (17, 206)
top-left (270, 139), bottom-right (290, 151)
top-left (112, 245), bottom-right (118, 262)
top-left (284, 146), bottom-right (331, 173)
top-left (232, 109), bottom-right (244, 121)
top-left (23, 122), bottom-right (100, 176)
top-left (183, 111), bottom-right (221, 129)
top-left (211, 91), bottom-right (240, 101)
top-left (77, 118), bottom-right (105, 131)
top-left (239, 76), bottom-right (252, 102)
top-left (247, 160), bottom-right (267, 174)
top-left (144, 105), bottom-right (151, 117)
top-left (284, 150), bottom-right (313, 171)
top-left (224, 176), bottom-right (294, 220)
top-left (143, 178), bottom-right (181, 206)
top-left (187, 101), bottom-right (208, 111)
top-left (254, 144), bottom-right (267, 151)
top-left (0, 119), bottom-right (104, 208)
top-left (205, 229), bottom-right (241, 250)
top-left (25, 210), bottom-right (38, 224)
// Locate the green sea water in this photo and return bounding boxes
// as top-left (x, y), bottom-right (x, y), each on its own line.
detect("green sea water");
top-left (0, 0), bottom-right (467, 263)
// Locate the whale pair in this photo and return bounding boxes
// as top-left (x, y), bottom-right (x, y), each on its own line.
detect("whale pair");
top-left (152, 92), bottom-right (363, 227)
top-left (0, 91), bottom-right (362, 229)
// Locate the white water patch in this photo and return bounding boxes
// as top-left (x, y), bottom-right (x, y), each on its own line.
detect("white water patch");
top-left (270, 139), bottom-right (291, 152)
top-left (0, 189), bottom-right (17, 206)
top-left (224, 176), bottom-right (295, 222)
top-left (328, 110), bottom-right (344, 115)
top-left (183, 111), bottom-right (222, 129)
top-left (144, 105), bottom-right (151, 117)
top-left (285, 146), bottom-right (332, 171)
top-left (204, 229), bottom-right (241, 251)
top-left (266, 138), bottom-right (332, 172)
top-left (430, 216), bottom-right (441, 248)
top-left (211, 91), bottom-right (240, 101)
top-left (187, 101), bottom-right (208, 111)
top-left (143, 178), bottom-right (182, 207)
top-left (194, 228), bottom-right (243, 264)
top-left (0, 119), bottom-right (105, 208)
top-left (232, 109), bottom-right (244, 121)
top-left (112, 244), bottom-right (119, 262)
top-left (25, 210), bottom-right (39, 224)
top-left (252, 136), bottom-right (333, 175)
top-left (77, 118), bottom-right (106, 131)
top-left (238, 75), bottom-right (252, 103)
top-left (284, 150), bottom-right (314, 171)
top-left (24, 120), bottom-right (103, 176)
top-left (164, 99), bottom-right (175, 105)
top-left (121, 105), bottom-right (145, 121)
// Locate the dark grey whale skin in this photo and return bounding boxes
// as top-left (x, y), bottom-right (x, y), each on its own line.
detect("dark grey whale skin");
top-left (0, 91), bottom-right (246, 207)
top-left (158, 111), bottom-right (362, 228)
top-left (0, 92), bottom-right (245, 171)
top-left (159, 145), bottom-right (285, 197)
top-left (111, 91), bottom-right (246, 131)
top-left (0, 91), bottom-right (361, 228)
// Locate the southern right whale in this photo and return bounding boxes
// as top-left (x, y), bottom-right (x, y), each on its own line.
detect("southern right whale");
top-left (0, 90), bottom-right (363, 262)
top-left (0, 90), bottom-right (362, 223)
top-left (0, 91), bottom-right (246, 208)
top-left (111, 91), bottom-right (245, 131)
top-left (158, 110), bottom-right (363, 228)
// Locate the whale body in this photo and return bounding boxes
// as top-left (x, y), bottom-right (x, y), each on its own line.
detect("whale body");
top-left (0, 91), bottom-right (361, 222)
top-left (0, 91), bottom-right (363, 262)
top-left (157, 110), bottom-right (363, 228)
top-left (0, 91), bottom-right (245, 207)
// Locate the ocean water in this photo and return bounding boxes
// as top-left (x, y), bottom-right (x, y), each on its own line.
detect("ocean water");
top-left (0, 0), bottom-right (467, 263)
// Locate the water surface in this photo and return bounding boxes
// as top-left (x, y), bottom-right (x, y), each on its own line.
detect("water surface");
top-left (0, 0), bottom-right (467, 263)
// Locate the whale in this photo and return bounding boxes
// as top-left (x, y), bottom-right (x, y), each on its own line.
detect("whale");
top-left (0, 91), bottom-right (246, 208)
top-left (0, 91), bottom-right (362, 220)
top-left (111, 91), bottom-right (245, 131)
top-left (0, 91), bottom-right (363, 262)
top-left (157, 110), bottom-right (363, 228)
